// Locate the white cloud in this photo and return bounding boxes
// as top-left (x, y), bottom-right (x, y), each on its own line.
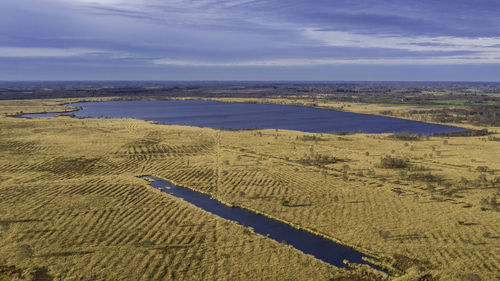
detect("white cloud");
top-left (153, 55), bottom-right (500, 67)
top-left (290, 28), bottom-right (500, 65)
top-left (0, 47), bottom-right (103, 57)
top-left (58, 0), bottom-right (133, 5)
top-left (302, 28), bottom-right (500, 53)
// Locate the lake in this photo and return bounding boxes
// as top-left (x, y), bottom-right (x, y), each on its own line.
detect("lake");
top-left (24, 100), bottom-right (467, 135)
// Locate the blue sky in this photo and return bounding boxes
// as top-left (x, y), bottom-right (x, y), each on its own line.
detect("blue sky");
top-left (1, 0), bottom-right (500, 81)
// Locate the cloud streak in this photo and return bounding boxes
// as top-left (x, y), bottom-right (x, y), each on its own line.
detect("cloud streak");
top-left (303, 29), bottom-right (500, 52)
top-left (153, 56), bottom-right (500, 67)
top-left (0, 47), bottom-right (104, 57)
top-left (2, 0), bottom-right (500, 80)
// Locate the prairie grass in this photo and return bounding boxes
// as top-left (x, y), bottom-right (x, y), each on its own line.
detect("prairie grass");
top-left (0, 98), bottom-right (499, 280)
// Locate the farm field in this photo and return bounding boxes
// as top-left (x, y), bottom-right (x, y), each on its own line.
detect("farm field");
top-left (1, 98), bottom-right (499, 281)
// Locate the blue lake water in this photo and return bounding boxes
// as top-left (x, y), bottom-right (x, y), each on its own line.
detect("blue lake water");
top-left (24, 100), bottom-right (466, 135)
top-left (144, 176), bottom-right (382, 270)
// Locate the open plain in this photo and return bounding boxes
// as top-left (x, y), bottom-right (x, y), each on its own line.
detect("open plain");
top-left (0, 96), bottom-right (499, 281)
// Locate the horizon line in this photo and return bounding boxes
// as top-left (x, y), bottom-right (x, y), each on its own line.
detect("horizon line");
top-left (1, 80), bottom-right (500, 83)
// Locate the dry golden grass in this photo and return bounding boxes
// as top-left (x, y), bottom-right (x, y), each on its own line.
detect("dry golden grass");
top-left (1, 98), bottom-right (499, 280)
top-left (0, 98), bottom-right (117, 117)
top-left (216, 129), bottom-right (500, 280)
top-left (0, 100), bottom-right (383, 281)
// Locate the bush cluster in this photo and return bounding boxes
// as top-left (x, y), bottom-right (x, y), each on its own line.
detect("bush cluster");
top-left (388, 131), bottom-right (421, 141)
top-left (379, 155), bottom-right (410, 169)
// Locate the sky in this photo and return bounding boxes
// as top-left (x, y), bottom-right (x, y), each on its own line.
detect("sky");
top-left (1, 0), bottom-right (500, 81)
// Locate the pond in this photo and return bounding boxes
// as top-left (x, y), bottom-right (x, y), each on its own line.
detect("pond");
top-left (143, 176), bottom-right (383, 270)
top-left (24, 100), bottom-right (466, 135)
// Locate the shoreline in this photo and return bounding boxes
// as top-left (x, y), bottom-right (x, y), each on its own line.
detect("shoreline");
top-left (17, 97), bottom-right (477, 136)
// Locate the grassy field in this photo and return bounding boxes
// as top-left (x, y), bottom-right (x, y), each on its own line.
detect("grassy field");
top-left (1, 98), bottom-right (499, 280)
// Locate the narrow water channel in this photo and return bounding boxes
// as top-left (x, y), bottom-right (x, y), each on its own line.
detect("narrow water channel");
top-left (143, 176), bottom-right (383, 271)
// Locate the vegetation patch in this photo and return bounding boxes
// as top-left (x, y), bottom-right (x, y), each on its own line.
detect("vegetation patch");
top-left (408, 172), bottom-right (443, 183)
top-left (378, 156), bottom-right (410, 169)
top-left (297, 135), bottom-right (325, 141)
top-left (387, 131), bottom-right (422, 141)
top-left (391, 254), bottom-right (432, 273)
top-left (37, 156), bottom-right (101, 175)
top-left (297, 153), bottom-right (344, 167)
top-left (0, 264), bottom-right (23, 280)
